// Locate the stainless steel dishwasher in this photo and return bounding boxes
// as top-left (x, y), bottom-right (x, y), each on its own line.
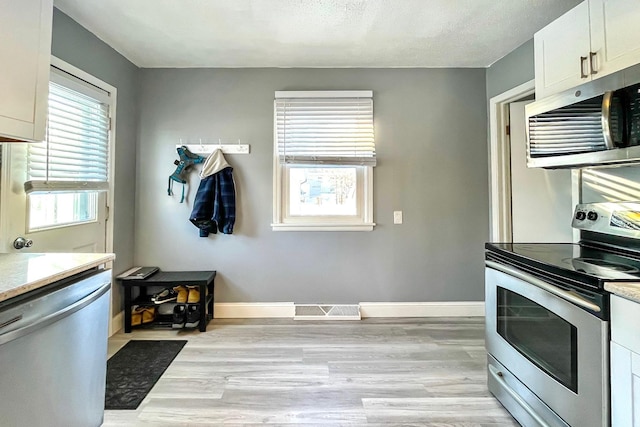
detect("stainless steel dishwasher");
top-left (0, 269), bottom-right (111, 427)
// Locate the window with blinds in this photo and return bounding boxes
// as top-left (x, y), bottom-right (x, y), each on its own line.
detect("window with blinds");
top-left (272, 91), bottom-right (375, 231)
top-left (25, 67), bottom-right (112, 231)
top-left (275, 91), bottom-right (375, 166)
top-left (25, 75), bottom-right (110, 193)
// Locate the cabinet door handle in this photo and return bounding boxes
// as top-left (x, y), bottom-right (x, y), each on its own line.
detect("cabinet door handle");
top-left (590, 51), bottom-right (598, 75)
top-left (580, 56), bottom-right (589, 78)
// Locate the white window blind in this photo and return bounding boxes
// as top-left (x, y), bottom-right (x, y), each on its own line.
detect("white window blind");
top-left (25, 73), bottom-right (110, 194)
top-left (275, 91), bottom-right (376, 166)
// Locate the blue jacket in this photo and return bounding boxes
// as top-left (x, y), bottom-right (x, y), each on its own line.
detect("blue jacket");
top-left (189, 167), bottom-right (235, 236)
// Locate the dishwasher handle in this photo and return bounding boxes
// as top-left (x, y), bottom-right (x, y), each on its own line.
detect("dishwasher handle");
top-left (0, 281), bottom-right (111, 346)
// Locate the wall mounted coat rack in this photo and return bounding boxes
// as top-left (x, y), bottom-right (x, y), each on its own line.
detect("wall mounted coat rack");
top-left (176, 139), bottom-right (250, 155)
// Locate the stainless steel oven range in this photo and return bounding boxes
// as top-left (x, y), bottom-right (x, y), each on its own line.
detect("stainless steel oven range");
top-left (485, 201), bottom-right (640, 427)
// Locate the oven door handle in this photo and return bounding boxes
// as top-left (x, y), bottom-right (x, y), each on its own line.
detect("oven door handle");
top-left (488, 364), bottom-right (552, 427)
top-left (486, 261), bottom-right (601, 312)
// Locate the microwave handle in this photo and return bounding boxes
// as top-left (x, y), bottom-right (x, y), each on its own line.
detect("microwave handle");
top-left (485, 261), bottom-right (601, 312)
top-left (601, 91), bottom-right (615, 149)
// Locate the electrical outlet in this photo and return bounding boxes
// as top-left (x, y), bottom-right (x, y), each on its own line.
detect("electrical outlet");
top-left (393, 211), bottom-right (403, 224)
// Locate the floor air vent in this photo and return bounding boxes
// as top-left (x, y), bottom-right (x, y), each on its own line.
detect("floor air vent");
top-left (294, 304), bottom-right (361, 320)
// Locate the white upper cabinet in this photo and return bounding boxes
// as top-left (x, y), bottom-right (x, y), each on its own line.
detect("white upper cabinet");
top-left (535, 2), bottom-right (591, 99)
top-left (589, 0), bottom-right (640, 79)
top-left (0, 0), bottom-right (53, 143)
top-left (535, 0), bottom-right (640, 99)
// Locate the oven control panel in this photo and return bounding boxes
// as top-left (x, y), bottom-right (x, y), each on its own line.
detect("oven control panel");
top-left (573, 202), bottom-right (640, 237)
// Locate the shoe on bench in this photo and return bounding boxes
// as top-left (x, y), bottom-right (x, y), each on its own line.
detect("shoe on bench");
top-left (187, 286), bottom-right (200, 304)
top-left (185, 304), bottom-right (201, 328)
top-left (152, 287), bottom-right (179, 304)
top-left (172, 304), bottom-right (186, 329)
top-left (132, 306), bottom-right (156, 326)
top-left (175, 285), bottom-right (188, 304)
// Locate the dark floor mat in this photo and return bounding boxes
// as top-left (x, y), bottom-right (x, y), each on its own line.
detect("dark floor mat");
top-left (105, 340), bottom-right (187, 410)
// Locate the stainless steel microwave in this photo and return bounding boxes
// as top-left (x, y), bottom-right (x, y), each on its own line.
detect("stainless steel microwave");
top-left (526, 63), bottom-right (640, 169)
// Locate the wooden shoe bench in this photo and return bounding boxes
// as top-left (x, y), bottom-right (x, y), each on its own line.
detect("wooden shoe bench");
top-left (121, 270), bottom-right (216, 333)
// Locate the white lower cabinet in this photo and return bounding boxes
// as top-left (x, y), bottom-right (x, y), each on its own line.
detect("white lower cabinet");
top-left (611, 341), bottom-right (640, 426)
top-left (611, 294), bottom-right (640, 426)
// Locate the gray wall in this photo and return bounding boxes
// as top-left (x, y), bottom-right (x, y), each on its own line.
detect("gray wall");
top-left (52, 9), bottom-right (140, 314)
top-left (135, 68), bottom-right (488, 303)
top-left (486, 39), bottom-right (534, 100)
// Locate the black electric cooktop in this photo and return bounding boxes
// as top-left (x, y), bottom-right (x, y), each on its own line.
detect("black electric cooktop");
top-left (486, 242), bottom-right (640, 291)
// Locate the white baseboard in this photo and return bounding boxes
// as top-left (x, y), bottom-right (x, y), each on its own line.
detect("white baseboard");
top-left (359, 302), bottom-right (485, 318)
top-left (214, 302), bottom-right (295, 318)
top-left (110, 310), bottom-right (124, 336)
top-left (213, 302), bottom-right (484, 319)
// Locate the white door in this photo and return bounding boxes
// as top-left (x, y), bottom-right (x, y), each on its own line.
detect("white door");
top-left (589, 0), bottom-right (640, 79)
top-left (509, 101), bottom-right (573, 242)
top-left (0, 63), bottom-right (112, 254)
top-left (1, 144), bottom-right (108, 253)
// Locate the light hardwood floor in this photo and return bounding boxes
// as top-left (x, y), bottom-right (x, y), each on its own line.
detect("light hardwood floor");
top-left (103, 317), bottom-right (520, 426)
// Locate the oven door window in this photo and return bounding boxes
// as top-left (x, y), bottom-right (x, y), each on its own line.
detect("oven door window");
top-left (497, 286), bottom-right (578, 392)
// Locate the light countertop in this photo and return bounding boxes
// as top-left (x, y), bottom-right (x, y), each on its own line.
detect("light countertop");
top-left (605, 282), bottom-right (640, 305)
top-left (0, 253), bottom-right (115, 303)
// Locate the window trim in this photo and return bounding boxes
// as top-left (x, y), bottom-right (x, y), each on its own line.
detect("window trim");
top-left (272, 89), bottom-right (375, 232)
top-left (283, 165), bottom-right (364, 223)
top-left (272, 164), bottom-right (374, 231)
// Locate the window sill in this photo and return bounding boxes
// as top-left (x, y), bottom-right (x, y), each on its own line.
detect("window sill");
top-left (271, 223), bottom-right (375, 232)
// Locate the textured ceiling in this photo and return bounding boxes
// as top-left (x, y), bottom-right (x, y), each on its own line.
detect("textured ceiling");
top-left (54, 0), bottom-right (582, 68)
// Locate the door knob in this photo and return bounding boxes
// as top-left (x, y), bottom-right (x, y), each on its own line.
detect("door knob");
top-left (13, 237), bottom-right (33, 250)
